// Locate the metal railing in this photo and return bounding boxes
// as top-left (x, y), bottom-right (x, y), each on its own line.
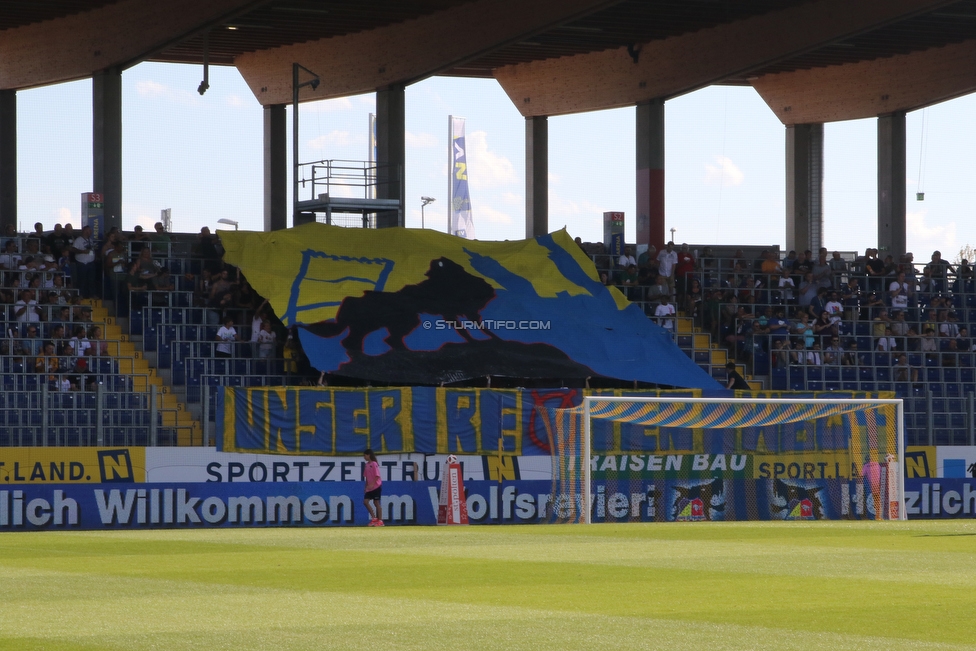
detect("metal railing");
top-left (0, 373), bottom-right (195, 447)
top-left (297, 159), bottom-right (401, 203)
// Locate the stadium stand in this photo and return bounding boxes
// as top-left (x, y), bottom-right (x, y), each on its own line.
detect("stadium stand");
top-left (591, 243), bottom-right (976, 446)
top-left (2, 228), bottom-right (974, 449)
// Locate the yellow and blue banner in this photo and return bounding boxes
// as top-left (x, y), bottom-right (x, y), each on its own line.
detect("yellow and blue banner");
top-left (448, 115), bottom-right (475, 239)
top-left (219, 223), bottom-right (719, 388)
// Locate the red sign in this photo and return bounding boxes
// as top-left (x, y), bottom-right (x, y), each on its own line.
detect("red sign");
top-left (800, 499), bottom-right (813, 518)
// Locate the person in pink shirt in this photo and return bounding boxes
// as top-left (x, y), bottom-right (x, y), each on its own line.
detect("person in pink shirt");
top-left (363, 449), bottom-right (384, 526)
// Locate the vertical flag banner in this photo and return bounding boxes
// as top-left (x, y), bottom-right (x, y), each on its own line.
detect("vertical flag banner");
top-left (368, 113), bottom-right (377, 199)
top-left (448, 116), bottom-right (475, 239)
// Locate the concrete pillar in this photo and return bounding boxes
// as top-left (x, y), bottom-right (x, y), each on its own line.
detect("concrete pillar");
top-left (263, 104), bottom-right (287, 232)
top-left (785, 123), bottom-right (824, 254)
top-left (525, 116), bottom-right (548, 238)
top-left (93, 68), bottom-right (123, 232)
top-left (375, 83), bottom-right (405, 228)
top-left (0, 90), bottom-right (15, 234)
top-left (878, 111), bottom-right (907, 256)
top-left (636, 99), bottom-right (665, 251)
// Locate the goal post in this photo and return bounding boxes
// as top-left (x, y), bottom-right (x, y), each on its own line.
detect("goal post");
top-left (547, 396), bottom-right (905, 524)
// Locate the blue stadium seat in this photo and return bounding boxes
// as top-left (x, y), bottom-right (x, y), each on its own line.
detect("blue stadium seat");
top-left (771, 368), bottom-right (787, 390)
top-left (128, 303), bottom-right (142, 331)
top-left (753, 351), bottom-right (769, 375)
top-left (188, 359), bottom-right (205, 386)
top-left (158, 338), bottom-right (172, 368)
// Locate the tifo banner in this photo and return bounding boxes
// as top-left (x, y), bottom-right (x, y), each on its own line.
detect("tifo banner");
top-left (217, 386), bottom-right (893, 458)
top-left (218, 224), bottom-right (718, 388)
top-left (448, 115), bottom-right (475, 239)
top-left (217, 386), bottom-right (595, 456)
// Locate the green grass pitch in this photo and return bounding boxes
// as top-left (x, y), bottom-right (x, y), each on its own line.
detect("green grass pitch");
top-left (1, 521), bottom-right (974, 650)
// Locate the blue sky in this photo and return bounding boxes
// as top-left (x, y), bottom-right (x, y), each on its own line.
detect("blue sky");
top-left (14, 61), bottom-right (976, 260)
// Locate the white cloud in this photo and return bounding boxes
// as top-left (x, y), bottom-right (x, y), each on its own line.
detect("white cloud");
top-left (302, 97), bottom-right (353, 113)
top-left (548, 172), bottom-right (562, 185)
top-left (907, 209), bottom-right (958, 256)
top-left (325, 184), bottom-right (357, 199)
top-left (704, 155), bottom-right (744, 187)
top-left (135, 80), bottom-right (166, 98)
top-left (477, 205), bottom-right (513, 225)
top-left (466, 131), bottom-right (516, 190)
top-left (405, 131), bottom-right (438, 148)
top-left (549, 190), bottom-right (580, 217)
top-left (501, 192), bottom-right (522, 206)
top-left (56, 208), bottom-right (73, 226)
top-left (308, 130), bottom-right (357, 150)
top-left (225, 95), bottom-right (246, 108)
top-left (581, 200), bottom-right (608, 216)
top-left (134, 80), bottom-right (200, 107)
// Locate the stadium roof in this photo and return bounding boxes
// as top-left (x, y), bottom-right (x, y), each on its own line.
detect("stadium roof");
top-left (2, 0), bottom-right (976, 121)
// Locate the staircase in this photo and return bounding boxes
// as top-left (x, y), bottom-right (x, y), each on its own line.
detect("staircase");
top-left (675, 314), bottom-right (763, 390)
top-left (86, 300), bottom-right (202, 444)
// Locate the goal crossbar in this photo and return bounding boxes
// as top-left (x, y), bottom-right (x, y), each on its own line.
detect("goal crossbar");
top-left (580, 397), bottom-right (905, 524)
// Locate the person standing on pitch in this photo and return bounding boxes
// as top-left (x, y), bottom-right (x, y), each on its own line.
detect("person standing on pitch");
top-left (363, 449), bottom-right (384, 526)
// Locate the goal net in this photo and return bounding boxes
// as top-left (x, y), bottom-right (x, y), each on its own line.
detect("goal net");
top-left (545, 395), bottom-right (904, 524)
